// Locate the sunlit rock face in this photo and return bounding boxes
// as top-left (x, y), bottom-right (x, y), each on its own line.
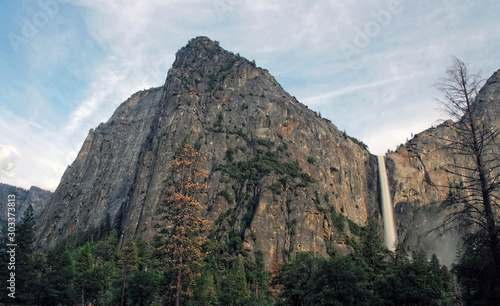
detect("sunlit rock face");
top-left (386, 69), bottom-right (500, 266)
top-left (35, 37), bottom-right (381, 268)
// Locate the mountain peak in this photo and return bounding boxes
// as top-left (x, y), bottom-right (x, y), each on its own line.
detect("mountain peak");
top-left (167, 36), bottom-right (266, 97)
top-left (172, 36), bottom-right (229, 69)
top-left (485, 69), bottom-right (500, 86)
top-left (186, 36), bottom-right (219, 48)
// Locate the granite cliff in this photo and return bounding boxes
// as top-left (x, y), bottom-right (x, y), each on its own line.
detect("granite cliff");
top-left (386, 69), bottom-right (500, 265)
top-left (35, 37), bottom-right (381, 268)
top-left (35, 36), bottom-right (500, 268)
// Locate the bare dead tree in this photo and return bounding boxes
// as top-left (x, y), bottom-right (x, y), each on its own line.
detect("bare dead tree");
top-left (436, 57), bottom-right (500, 280)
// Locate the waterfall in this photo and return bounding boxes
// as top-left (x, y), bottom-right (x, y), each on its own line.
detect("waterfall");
top-left (377, 155), bottom-right (397, 251)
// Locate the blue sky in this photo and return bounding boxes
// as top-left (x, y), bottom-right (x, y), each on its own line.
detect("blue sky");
top-left (1, 0), bottom-right (499, 191)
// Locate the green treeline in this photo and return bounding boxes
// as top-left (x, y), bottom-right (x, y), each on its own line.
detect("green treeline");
top-left (1, 206), bottom-right (459, 306)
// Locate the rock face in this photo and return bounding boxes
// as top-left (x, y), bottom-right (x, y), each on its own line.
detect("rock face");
top-left (0, 183), bottom-right (52, 223)
top-left (386, 69), bottom-right (500, 266)
top-left (35, 37), bottom-right (381, 267)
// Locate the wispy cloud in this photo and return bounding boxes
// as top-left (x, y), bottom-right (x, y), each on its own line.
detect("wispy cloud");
top-left (0, 0), bottom-right (499, 189)
top-left (303, 75), bottom-right (412, 105)
top-left (63, 56), bottom-right (126, 136)
top-left (0, 110), bottom-right (77, 190)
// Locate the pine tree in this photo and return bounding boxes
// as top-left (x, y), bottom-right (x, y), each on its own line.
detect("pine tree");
top-left (201, 272), bottom-right (218, 305)
top-left (278, 252), bottom-right (316, 305)
top-left (117, 239), bottom-right (138, 306)
top-left (455, 231), bottom-right (499, 304)
top-left (358, 218), bottom-right (389, 283)
top-left (16, 205), bottom-right (37, 303)
top-left (306, 256), bottom-right (374, 305)
top-left (106, 229), bottom-right (119, 259)
top-left (392, 242), bottom-right (410, 267)
top-left (135, 237), bottom-right (153, 272)
top-left (428, 253), bottom-right (454, 303)
top-left (249, 250), bottom-right (269, 301)
top-left (98, 213), bottom-right (113, 240)
top-left (127, 270), bottom-right (160, 306)
top-left (75, 243), bottom-right (94, 306)
top-left (36, 249), bottom-right (77, 305)
top-left (158, 142), bottom-right (210, 306)
top-left (227, 260), bottom-right (248, 304)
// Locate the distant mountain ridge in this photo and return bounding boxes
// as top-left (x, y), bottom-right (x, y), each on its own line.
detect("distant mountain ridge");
top-left (0, 183), bottom-right (52, 224)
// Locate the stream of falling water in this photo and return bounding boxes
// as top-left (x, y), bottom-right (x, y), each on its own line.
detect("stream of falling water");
top-left (377, 155), bottom-right (397, 251)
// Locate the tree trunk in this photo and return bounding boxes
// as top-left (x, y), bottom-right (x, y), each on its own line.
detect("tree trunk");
top-left (474, 123), bottom-right (500, 285)
top-left (482, 187), bottom-right (500, 284)
top-left (468, 99), bottom-right (500, 286)
top-left (175, 250), bottom-right (182, 306)
top-left (121, 269), bottom-right (127, 306)
top-left (81, 282), bottom-right (85, 306)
